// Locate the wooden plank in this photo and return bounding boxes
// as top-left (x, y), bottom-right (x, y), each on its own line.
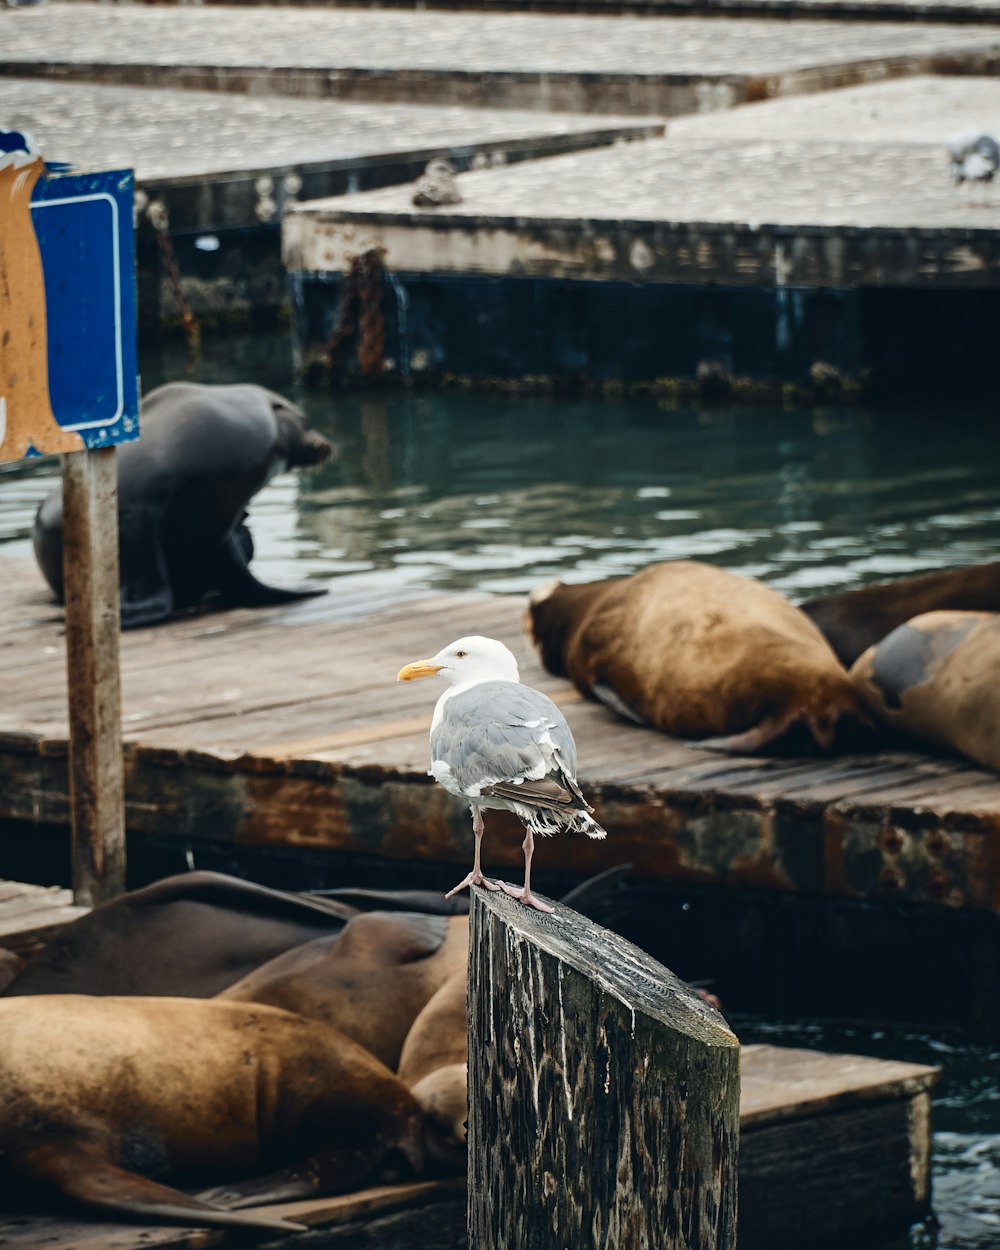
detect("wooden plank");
top-left (0, 902), bottom-right (90, 939)
top-left (740, 1043), bottom-right (938, 1126)
top-left (250, 1178), bottom-right (465, 1227)
top-left (61, 448), bottom-right (126, 905)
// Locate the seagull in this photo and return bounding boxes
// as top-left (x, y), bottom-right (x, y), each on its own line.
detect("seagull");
top-left (411, 159), bottom-right (462, 208)
top-left (397, 635), bottom-right (606, 914)
top-left (946, 131), bottom-right (1000, 203)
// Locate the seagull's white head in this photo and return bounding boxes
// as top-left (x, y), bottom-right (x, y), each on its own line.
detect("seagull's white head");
top-left (397, 635), bottom-right (520, 686)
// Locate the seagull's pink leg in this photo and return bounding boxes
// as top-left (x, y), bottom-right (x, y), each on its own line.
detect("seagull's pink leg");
top-left (445, 807), bottom-right (501, 898)
top-left (500, 826), bottom-right (554, 914)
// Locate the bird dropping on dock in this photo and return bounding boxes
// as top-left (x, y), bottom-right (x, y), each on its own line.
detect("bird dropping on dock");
top-left (397, 635), bottom-right (605, 913)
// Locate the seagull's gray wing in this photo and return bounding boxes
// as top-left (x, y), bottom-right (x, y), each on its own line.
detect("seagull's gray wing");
top-left (431, 680), bottom-right (588, 813)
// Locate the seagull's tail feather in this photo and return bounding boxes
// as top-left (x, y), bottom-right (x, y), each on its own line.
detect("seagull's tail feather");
top-left (527, 807), bottom-right (607, 840)
top-left (577, 810), bottom-right (608, 840)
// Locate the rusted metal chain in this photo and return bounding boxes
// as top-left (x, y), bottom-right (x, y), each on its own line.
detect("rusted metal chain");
top-left (147, 200), bottom-right (201, 358)
top-left (324, 246), bottom-right (386, 379)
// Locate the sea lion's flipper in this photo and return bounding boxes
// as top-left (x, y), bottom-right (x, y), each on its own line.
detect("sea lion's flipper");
top-left (693, 707), bottom-right (803, 756)
top-left (197, 1147), bottom-right (378, 1209)
top-left (211, 530), bottom-right (328, 606)
top-left (23, 1141), bottom-right (306, 1232)
top-left (118, 512), bottom-right (174, 629)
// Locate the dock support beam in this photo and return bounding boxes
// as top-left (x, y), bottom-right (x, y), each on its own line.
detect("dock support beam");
top-left (467, 887), bottom-right (740, 1250)
top-left (61, 446), bottom-right (126, 906)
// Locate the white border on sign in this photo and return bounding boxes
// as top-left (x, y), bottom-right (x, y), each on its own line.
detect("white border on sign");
top-left (31, 191), bottom-right (125, 430)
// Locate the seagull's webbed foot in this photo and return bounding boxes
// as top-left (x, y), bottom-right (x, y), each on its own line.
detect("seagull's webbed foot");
top-left (498, 881), bottom-right (555, 914)
top-left (445, 870), bottom-right (502, 899)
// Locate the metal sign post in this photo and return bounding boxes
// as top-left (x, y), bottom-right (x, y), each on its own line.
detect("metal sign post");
top-left (1, 133), bottom-right (139, 905)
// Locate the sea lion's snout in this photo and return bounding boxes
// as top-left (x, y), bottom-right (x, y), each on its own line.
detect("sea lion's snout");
top-left (304, 431), bottom-right (335, 466)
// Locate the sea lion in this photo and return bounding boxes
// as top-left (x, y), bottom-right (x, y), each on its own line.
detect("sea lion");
top-left (850, 610), bottom-right (1000, 772)
top-left (397, 970), bottom-right (468, 1159)
top-left (802, 562), bottom-right (1000, 668)
top-left (0, 995), bottom-right (426, 1230)
top-left (218, 911), bottom-right (469, 1071)
top-left (32, 381), bottom-right (333, 629)
top-left (528, 561), bottom-right (871, 754)
top-left (3, 871), bottom-right (358, 998)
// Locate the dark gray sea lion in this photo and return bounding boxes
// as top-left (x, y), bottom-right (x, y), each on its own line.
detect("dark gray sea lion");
top-left (218, 911), bottom-right (468, 1071)
top-left (32, 381), bottom-right (333, 629)
top-left (3, 871), bottom-right (358, 998)
top-left (0, 994), bottom-right (426, 1230)
top-left (528, 562), bottom-right (872, 754)
top-left (850, 610), bottom-right (1000, 771)
top-left (801, 562), bottom-right (1000, 669)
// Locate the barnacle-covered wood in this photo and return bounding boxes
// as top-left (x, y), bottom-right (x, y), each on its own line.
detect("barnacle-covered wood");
top-left (468, 887), bottom-right (739, 1250)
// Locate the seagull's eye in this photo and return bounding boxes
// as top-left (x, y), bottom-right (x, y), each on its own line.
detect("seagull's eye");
top-left (454, 650), bottom-right (468, 658)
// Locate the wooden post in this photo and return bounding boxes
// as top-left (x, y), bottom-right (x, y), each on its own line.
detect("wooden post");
top-left (61, 445), bottom-right (126, 905)
top-left (468, 888), bottom-right (740, 1250)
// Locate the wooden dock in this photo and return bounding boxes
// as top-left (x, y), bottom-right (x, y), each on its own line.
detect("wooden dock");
top-left (3, 548), bottom-right (999, 905)
top-left (3, 549), bottom-right (999, 899)
top-left (0, 1042), bottom-right (937, 1249)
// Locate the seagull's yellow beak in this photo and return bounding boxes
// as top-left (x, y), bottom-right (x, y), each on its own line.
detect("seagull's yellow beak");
top-left (397, 659), bottom-right (443, 682)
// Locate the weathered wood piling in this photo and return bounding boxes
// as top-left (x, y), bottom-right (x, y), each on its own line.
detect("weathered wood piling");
top-left (467, 886), bottom-right (740, 1249)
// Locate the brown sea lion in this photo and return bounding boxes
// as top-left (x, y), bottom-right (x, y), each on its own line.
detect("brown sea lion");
top-left (3, 871), bottom-right (358, 998)
top-left (528, 562), bottom-right (871, 754)
top-left (802, 562), bottom-right (1000, 668)
top-left (397, 970), bottom-right (468, 1158)
top-left (850, 610), bottom-right (1000, 772)
top-left (0, 995), bottom-right (426, 1230)
top-left (218, 911), bottom-right (469, 1071)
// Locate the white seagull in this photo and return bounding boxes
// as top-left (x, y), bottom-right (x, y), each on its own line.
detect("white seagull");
top-left (946, 131), bottom-right (1000, 202)
top-left (397, 635), bottom-right (606, 913)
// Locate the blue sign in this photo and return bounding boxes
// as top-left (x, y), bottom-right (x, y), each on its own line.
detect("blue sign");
top-left (30, 166), bottom-right (140, 450)
top-left (0, 134), bottom-right (139, 462)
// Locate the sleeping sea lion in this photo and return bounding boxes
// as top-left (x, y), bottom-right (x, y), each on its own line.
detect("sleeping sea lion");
top-left (33, 381), bottom-right (333, 629)
top-left (218, 911), bottom-right (469, 1071)
top-left (850, 610), bottom-right (1000, 772)
top-left (802, 562), bottom-right (1000, 668)
top-left (528, 561), bottom-right (871, 754)
top-left (397, 969), bottom-right (468, 1159)
top-left (0, 995), bottom-right (426, 1230)
top-left (3, 871), bottom-right (358, 998)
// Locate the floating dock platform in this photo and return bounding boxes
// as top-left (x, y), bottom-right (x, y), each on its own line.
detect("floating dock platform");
top-left (0, 74), bottom-right (659, 333)
top-left (2, 554), bottom-right (998, 1025)
top-left (6, 5), bottom-right (1000, 116)
top-left (284, 74), bottom-right (1000, 388)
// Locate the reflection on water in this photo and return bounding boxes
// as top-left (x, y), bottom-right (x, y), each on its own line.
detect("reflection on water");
top-left (0, 337), bottom-right (997, 1249)
top-left (2, 337), bottom-right (998, 613)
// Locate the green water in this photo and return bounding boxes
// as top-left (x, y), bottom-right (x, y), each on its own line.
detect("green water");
top-left (3, 335), bottom-right (998, 612)
top-left (0, 334), bottom-right (997, 1247)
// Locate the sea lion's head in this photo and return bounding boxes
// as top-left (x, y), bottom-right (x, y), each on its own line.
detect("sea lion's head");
top-left (268, 391), bottom-right (335, 469)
